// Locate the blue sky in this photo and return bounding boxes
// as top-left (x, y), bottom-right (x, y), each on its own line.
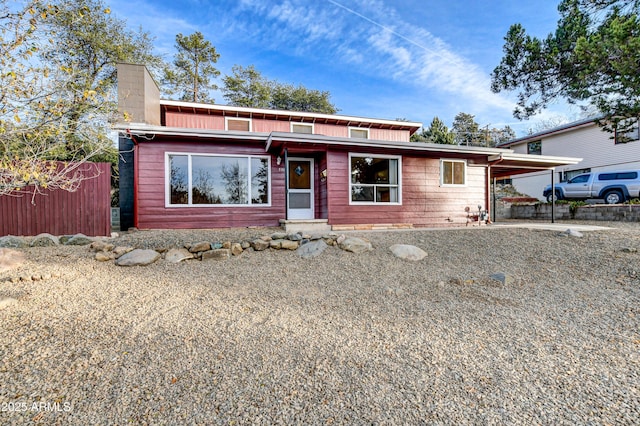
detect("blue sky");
top-left (109, 0), bottom-right (581, 136)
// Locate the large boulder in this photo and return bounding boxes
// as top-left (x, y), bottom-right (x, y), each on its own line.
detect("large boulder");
top-left (0, 236), bottom-right (28, 249)
top-left (64, 234), bottom-right (94, 246)
top-left (115, 249), bottom-right (160, 266)
top-left (31, 233), bottom-right (59, 247)
top-left (296, 240), bottom-right (328, 259)
top-left (339, 237), bottom-right (373, 253)
top-left (389, 244), bottom-right (427, 261)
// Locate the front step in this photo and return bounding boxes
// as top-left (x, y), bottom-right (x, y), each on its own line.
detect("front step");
top-left (279, 219), bottom-right (332, 233)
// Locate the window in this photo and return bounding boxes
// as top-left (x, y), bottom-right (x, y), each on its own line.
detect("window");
top-left (527, 140), bottom-right (542, 155)
top-left (615, 119), bottom-right (639, 144)
top-left (568, 174), bottom-right (590, 184)
top-left (562, 168), bottom-right (591, 182)
top-left (167, 153), bottom-right (269, 206)
top-left (349, 127), bottom-right (369, 139)
top-left (598, 171), bottom-right (638, 181)
top-left (440, 159), bottom-right (466, 186)
top-left (225, 117), bottom-right (251, 131)
top-left (349, 154), bottom-right (400, 204)
top-left (291, 123), bottom-right (313, 134)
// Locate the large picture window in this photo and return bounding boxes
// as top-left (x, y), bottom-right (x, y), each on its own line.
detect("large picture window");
top-left (167, 154), bottom-right (269, 206)
top-left (350, 154), bottom-right (400, 204)
top-left (440, 159), bottom-right (466, 186)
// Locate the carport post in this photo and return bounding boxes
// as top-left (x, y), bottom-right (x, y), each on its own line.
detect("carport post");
top-left (551, 168), bottom-right (555, 224)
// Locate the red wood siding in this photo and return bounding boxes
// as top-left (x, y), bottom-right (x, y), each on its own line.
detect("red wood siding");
top-left (135, 139), bottom-right (285, 229)
top-left (326, 150), bottom-right (487, 227)
top-left (0, 163), bottom-right (111, 236)
top-left (370, 128), bottom-right (410, 142)
top-left (252, 118), bottom-right (289, 133)
top-left (164, 111), bottom-right (413, 141)
top-left (164, 112), bottom-right (224, 129)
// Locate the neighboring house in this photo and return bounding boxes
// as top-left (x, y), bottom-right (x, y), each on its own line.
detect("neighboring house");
top-left (498, 117), bottom-right (640, 201)
top-left (115, 63), bottom-right (579, 230)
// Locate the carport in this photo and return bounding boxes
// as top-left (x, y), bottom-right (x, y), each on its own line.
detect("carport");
top-left (487, 152), bottom-right (583, 223)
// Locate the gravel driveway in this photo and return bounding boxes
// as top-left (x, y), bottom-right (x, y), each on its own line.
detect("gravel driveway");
top-left (1, 223), bottom-right (639, 424)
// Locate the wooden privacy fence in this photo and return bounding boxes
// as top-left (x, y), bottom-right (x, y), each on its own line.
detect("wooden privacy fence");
top-left (0, 162), bottom-right (111, 237)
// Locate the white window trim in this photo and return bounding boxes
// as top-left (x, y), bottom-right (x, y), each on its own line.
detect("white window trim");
top-left (290, 122), bottom-right (314, 134)
top-left (225, 117), bottom-right (252, 132)
top-left (165, 152), bottom-right (271, 207)
top-left (348, 152), bottom-right (402, 205)
top-left (349, 127), bottom-right (370, 139)
top-left (440, 159), bottom-right (467, 187)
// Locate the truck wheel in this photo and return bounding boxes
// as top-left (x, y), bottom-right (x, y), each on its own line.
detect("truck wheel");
top-left (546, 191), bottom-right (560, 203)
top-left (604, 190), bottom-right (623, 204)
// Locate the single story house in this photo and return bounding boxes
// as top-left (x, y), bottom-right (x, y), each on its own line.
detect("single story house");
top-left (115, 63), bottom-right (580, 231)
top-left (497, 117), bottom-right (640, 201)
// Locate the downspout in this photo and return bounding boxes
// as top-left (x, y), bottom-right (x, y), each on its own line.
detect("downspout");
top-left (284, 147), bottom-right (289, 220)
top-left (130, 132), bottom-right (140, 229)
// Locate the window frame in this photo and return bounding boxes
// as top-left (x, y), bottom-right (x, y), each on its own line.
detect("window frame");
top-left (349, 127), bottom-right (370, 139)
top-left (165, 152), bottom-right (271, 208)
top-left (614, 119), bottom-right (640, 144)
top-left (527, 140), bottom-right (542, 155)
top-left (348, 153), bottom-right (402, 205)
top-left (225, 117), bottom-right (252, 132)
top-left (440, 159), bottom-right (467, 187)
top-left (290, 122), bottom-right (314, 134)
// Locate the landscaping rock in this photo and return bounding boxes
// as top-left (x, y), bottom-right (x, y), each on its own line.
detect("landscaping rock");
top-left (95, 252), bottom-right (114, 262)
top-left (115, 249), bottom-right (161, 266)
top-left (165, 248), bottom-right (194, 263)
top-left (0, 236), bottom-right (28, 249)
top-left (90, 240), bottom-right (115, 252)
top-left (201, 249), bottom-right (230, 261)
top-left (296, 240), bottom-right (328, 259)
top-left (339, 237), bottom-right (373, 253)
top-left (287, 233), bottom-right (303, 241)
top-left (271, 232), bottom-right (288, 240)
top-left (65, 234), bottom-right (94, 246)
top-left (389, 244), bottom-right (427, 261)
top-left (31, 233), bottom-right (59, 247)
top-left (270, 240), bottom-right (283, 249)
top-left (112, 246), bottom-right (134, 258)
top-left (490, 272), bottom-right (515, 286)
top-left (187, 241), bottom-right (211, 253)
top-left (280, 240), bottom-right (299, 250)
top-left (559, 228), bottom-right (583, 238)
top-left (230, 243), bottom-right (244, 256)
top-left (251, 239), bottom-right (270, 251)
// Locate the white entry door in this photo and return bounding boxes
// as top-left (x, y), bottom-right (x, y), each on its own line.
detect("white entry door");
top-left (287, 158), bottom-right (314, 219)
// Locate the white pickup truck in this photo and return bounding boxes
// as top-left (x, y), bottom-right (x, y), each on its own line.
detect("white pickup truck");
top-left (543, 170), bottom-right (640, 204)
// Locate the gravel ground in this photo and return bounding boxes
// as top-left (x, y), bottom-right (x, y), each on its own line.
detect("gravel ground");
top-left (1, 222), bottom-right (639, 425)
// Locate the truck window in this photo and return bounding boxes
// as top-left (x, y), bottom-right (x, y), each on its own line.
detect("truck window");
top-left (598, 173), bottom-right (617, 181)
top-left (569, 174), bottom-right (590, 183)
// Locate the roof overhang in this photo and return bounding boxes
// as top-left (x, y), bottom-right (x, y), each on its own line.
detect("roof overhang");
top-left (114, 124), bottom-right (582, 177)
top-left (487, 153), bottom-right (583, 178)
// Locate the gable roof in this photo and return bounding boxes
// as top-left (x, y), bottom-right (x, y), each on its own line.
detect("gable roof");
top-left (498, 117), bottom-right (599, 148)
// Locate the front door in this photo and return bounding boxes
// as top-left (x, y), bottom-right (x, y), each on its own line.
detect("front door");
top-left (287, 158), bottom-right (314, 219)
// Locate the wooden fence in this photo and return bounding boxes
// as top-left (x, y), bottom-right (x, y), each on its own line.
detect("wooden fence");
top-left (0, 162), bottom-right (111, 237)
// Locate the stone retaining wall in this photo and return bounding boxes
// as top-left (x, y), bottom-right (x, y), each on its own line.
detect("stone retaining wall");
top-left (511, 204), bottom-right (640, 221)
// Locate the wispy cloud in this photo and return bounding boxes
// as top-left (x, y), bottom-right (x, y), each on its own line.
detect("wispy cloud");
top-left (230, 0), bottom-right (516, 114)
